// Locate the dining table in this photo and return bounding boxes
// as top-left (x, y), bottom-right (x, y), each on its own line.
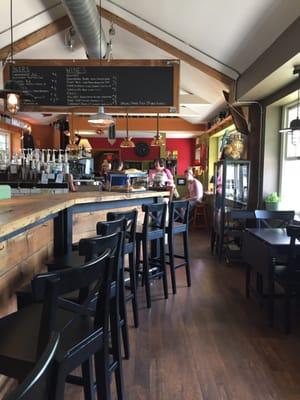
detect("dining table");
top-left (242, 227), bottom-right (300, 325)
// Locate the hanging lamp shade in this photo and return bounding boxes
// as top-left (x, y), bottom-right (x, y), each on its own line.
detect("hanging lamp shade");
top-left (120, 113), bottom-right (135, 148)
top-left (88, 106), bottom-right (114, 128)
top-left (151, 113), bottom-right (165, 146)
top-left (0, 0), bottom-right (34, 114)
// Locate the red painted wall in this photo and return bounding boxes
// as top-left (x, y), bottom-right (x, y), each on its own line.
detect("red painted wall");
top-left (89, 137), bottom-right (195, 175)
top-left (166, 138), bottom-right (195, 175)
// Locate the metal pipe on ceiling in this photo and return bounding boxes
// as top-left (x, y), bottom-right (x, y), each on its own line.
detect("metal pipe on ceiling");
top-left (61, 0), bottom-right (107, 59)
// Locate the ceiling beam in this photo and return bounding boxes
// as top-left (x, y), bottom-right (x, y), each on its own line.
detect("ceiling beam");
top-left (0, 6), bottom-right (234, 88)
top-left (99, 7), bottom-right (234, 87)
top-left (0, 15), bottom-right (71, 61)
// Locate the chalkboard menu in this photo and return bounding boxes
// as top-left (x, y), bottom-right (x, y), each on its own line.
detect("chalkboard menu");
top-left (7, 62), bottom-right (177, 108)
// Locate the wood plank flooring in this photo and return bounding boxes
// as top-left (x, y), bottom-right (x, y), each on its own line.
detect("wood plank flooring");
top-left (23, 231), bottom-right (300, 398)
top-left (64, 230), bottom-right (300, 399)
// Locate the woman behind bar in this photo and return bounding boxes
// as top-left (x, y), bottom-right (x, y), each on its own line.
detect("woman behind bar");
top-left (148, 158), bottom-right (174, 189)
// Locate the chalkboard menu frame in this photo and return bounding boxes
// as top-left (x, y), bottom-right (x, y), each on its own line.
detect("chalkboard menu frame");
top-left (3, 59), bottom-right (179, 113)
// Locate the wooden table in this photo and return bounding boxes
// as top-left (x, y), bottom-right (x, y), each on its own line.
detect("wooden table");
top-left (242, 228), bottom-right (300, 325)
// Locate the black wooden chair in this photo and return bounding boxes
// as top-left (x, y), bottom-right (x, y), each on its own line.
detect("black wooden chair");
top-left (251, 210), bottom-right (295, 298)
top-left (255, 210), bottom-right (295, 228)
top-left (3, 332), bottom-right (60, 400)
top-left (0, 235), bottom-right (121, 400)
top-left (166, 200), bottom-right (191, 294)
top-left (224, 210), bottom-right (256, 263)
top-left (136, 202), bottom-right (168, 308)
top-left (273, 225), bottom-right (300, 333)
top-left (106, 209), bottom-right (139, 328)
top-left (19, 218), bottom-right (130, 362)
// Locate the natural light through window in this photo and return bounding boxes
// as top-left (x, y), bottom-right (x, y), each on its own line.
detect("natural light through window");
top-left (280, 103), bottom-right (300, 214)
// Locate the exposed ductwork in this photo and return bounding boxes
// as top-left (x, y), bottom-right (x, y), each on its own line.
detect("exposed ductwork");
top-left (61, 0), bottom-right (107, 59)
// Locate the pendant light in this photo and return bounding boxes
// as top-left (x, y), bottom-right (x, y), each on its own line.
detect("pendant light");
top-left (151, 113), bottom-right (165, 146)
top-left (120, 113), bottom-right (135, 148)
top-left (88, 0), bottom-right (114, 129)
top-left (88, 105), bottom-right (114, 128)
top-left (0, 0), bottom-right (34, 113)
top-left (279, 66), bottom-right (300, 144)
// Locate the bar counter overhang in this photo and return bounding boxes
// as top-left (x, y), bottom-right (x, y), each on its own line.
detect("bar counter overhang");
top-left (0, 190), bottom-right (169, 315)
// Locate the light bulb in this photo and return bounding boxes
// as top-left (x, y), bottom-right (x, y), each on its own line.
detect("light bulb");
top-left (6, 92), bottom-right (20, 114)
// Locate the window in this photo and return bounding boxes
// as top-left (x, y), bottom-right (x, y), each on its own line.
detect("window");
top-left (280, 102), bottom-right (300, 213)
top-left (0, 130), bottom-right (10, 163)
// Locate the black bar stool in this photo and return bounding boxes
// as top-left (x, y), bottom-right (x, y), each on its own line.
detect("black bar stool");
top-left (106, 209), bottom-right (139, 328)
top-left (17, 218), bottom-right (130, 361)
top-left (136, 202), bottom-right (168, 308)
top-left (96, 218), bottom-right (131, 360)
top-left (166, 200), bottom-right (191, 294)
top-left (0, 233), bottom-right (123, 400)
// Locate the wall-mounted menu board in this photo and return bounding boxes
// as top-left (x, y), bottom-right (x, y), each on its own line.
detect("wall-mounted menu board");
top-left (3, 59), bottom-right (179, 112)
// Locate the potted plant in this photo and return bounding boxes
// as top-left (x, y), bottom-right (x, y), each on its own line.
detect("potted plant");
top-left (264, 192), bottom-right (280, 211)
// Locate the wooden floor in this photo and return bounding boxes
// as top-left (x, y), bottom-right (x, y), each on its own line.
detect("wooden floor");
top-left (53, 231), bottom-right (300, 399)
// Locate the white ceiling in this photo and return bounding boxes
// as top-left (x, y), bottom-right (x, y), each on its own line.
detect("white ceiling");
top-left (0, 0), bottom-right (299, 128)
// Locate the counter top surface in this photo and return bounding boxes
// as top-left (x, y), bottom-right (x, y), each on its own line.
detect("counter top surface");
top-left (0, 190), bottom-right (169, 239)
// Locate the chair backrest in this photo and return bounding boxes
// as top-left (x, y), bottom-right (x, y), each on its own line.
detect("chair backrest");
top-left (168, 200), bottom-right (190, 229)
top-left (255, 210), bottom-right (295, 228)
top-left (31, 232), bottom-right (121, 356)
top-left (3, 332), bottom-right (60, 400)
top-left (141, 202), bottom-right (167, 234)
top-left (96, 218), bottom-right (127, 236)
top-left (95, 218), bottom-right (126, 275)
top-left (228, 210), bottom-right (256, 230)
top-left (78, 223), bottom-right (125, 259)
top-left (106, 209), bottom-right (138, 248)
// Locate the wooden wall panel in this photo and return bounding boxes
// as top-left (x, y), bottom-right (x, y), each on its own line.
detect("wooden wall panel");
top-left (0, 222), bottom-right (54, 319)
top-left (0, 221), bottom-right (53, 276)
top-left (72, 206), bottom-right (144, 243)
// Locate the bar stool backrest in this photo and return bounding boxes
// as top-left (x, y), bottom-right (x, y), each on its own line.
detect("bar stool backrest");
top-left (255, 210), bottom-right (295, 228)
top-left (107, 210), bottom-right (138, 251)
top-left (169, 200), bottom-right (190, 229)
top-left (3, 332), bottom-right (60, 400)
top-left (79, 221), bottom-right (125, 259)
top-left (142, 202), bottom-right (167, 234)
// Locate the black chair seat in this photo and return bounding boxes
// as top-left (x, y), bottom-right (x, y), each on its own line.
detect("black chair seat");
top-left (274, 264), bottom-right (300, 279)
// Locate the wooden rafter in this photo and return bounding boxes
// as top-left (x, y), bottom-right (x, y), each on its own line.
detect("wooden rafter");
top-left (0, 15), bottom-right (71, 61)
top-left (99, 7), bottom-right (234, 87)
top-left (0, 6), bottom-right (234, 87)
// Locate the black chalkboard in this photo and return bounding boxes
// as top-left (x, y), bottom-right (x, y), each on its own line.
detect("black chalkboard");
top-left (9, 64), bottom-right (174, 107)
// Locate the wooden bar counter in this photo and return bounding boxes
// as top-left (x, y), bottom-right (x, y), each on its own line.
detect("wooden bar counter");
top-left (0, 190), bottom-right (169, 316)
